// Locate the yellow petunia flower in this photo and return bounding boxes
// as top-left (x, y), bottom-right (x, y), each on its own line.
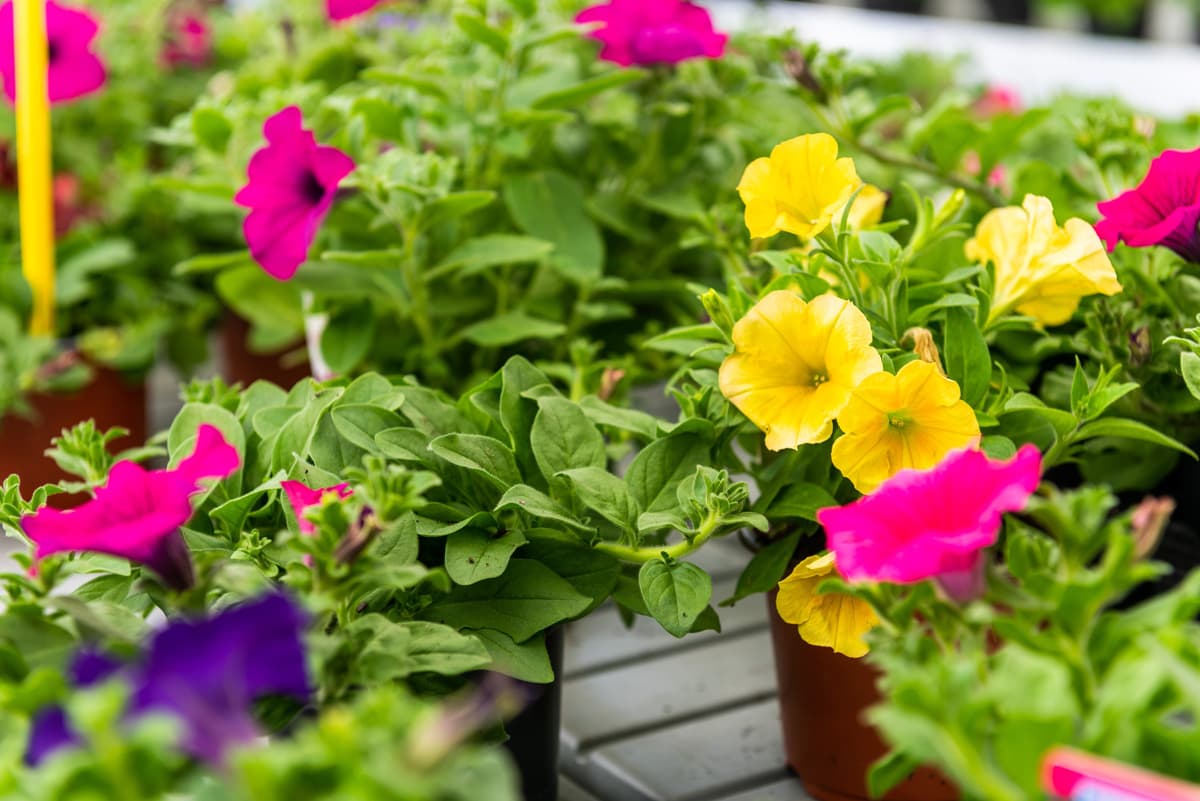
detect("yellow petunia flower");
top-left (965, 194), bottom-right (1122, 327)
top-left (777, 552), bottom-right (878, 658)
top-left (737, 133), bottom-right (861, 240)
top-left (719, 291), bottom-right (883, 450)
top-left (831, 360), bottom-right (981, 494)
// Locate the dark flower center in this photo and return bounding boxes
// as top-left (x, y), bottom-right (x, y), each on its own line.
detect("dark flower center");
top-left (47, 38), bottom-right (61, 64)
top-left (301, 169), bottom-right (326, 205)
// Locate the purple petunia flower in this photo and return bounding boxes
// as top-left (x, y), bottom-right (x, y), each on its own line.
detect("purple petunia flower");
top-left (25, 649), bottom-right (123, 766)
top-left (0, 0), bottom-right (106, 105)
top-left (234, 106), bottom-right (356, 281)
top-left (326, 0), bottom-right (382, 22)
top-left (1095, 147), bottom-right (1200, 263)
top-left (20, 425), bottom-right (239, 590)
top-left (575, 0), bottom-right (727, 67)
top-left (26, 594), bottom-right (310, 767)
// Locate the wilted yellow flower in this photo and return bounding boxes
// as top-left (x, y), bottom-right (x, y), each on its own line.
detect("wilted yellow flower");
top-left (737, 133), bottom-right (861, 240)
top-left (965, 194), bottom-right (1122, 326)
top-left (719, 291), bottom-right (882, 450)
top-left (777, 552), bottom-right (878, 658)
top-left (831, 360), bottom-right (980, 494)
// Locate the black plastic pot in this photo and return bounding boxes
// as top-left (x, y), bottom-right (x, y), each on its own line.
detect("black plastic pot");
top-left (862, 0), bottom-right (927, 13)
top-left (984, 0), bottom-right (1031, 24)
top-left (502, 626), bottom-right (564, 801)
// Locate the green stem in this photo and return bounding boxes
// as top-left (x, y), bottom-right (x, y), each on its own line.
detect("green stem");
top-left (596, 512), bottom-right (718, 564)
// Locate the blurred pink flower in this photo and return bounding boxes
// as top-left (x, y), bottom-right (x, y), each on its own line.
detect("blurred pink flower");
top-left (819, 446), bottom-right (1042, 600)
top-left (162, 12), bottom-right (212, 69)
top-left (0, 0), bottom-right (106, 104)
top-left (974, 85), bottom-right (1021, 118)
top-left (576, 0), bottom-right (727, 67)
top-left (962, 151), bottom-right (1009, 194)
top-left (281, 480), bottom-right (352, 536)
top-left (20, 425), bottom-right (239, 589)
top-left (327, 0), bottom-right (381, 22)
top-left (1096, 147), bottom-right (1200, 263)
top-left (234, 106), bottom-right (355, 280)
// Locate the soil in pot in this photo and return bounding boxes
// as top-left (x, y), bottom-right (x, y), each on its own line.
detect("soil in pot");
top-left (217, 314), bottom-right (310, 389)
top-left (767, 591), bottom-right (958, 801)
top-left (502, 626), bottom-right (565, 801)
top-left (0, 367), bottom-right (147, 497)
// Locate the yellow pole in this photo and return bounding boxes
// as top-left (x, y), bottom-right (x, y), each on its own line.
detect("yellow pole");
top-left (14, 0), bottom-right (55, 335)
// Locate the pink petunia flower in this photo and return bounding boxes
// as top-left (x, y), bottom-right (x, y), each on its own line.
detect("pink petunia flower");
top-left (0, 0), bottom-right (106, 105)
top-left (234, 106), bottom-right (355, 280)
top-left (20, 425), bottom-right (240, 590)
top-left (161, 12), bottom-right (212, 69)
top-left (1095, 147), bottom-right (1200, 264)
top-left (818, 446), bottom-right (1042, 602)
top-left (575, 0), bottom-right (727, 67)
top-left (326, 0), bottom-right (382, 22)
top-left (281, 480), bottom-right (352, 536)
top-left (973, 85), bottom-right (1021, 119)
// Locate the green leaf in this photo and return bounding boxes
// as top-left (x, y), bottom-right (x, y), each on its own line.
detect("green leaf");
top-left (578, 396), bottom-right (659, 439)
top-left (431, 234), bottom-right (553, 279)
top-left (421, 559), bottom-right (591, 642)
top-left (375, 427), bottom-right (430, 463)
top-left (445, 529), bottom-right (528, 585)
top-left (625, 432), bottom-right (711, 512)
top-left (639, 559), bottom-right (712, 638)
top-left (191, 107), bottom-right (232, 153)
top-left (1182, 351), bottom-right (1200, 401)
top-left (868, 751), bottom-right (923, 800)
top-left (429, 433), bottom-right (521, 488)
top-left (495, 485), bottom-right (592, 532)
top-left (942, 307), bottom-right (990, 407)
top-left (530, 396), bottom-right (607, 483)
top-left (723, 531), bottom-right (801, 606)
top-left (422, 190), bottom-right (496, 228)
top-left (345, 617), bottom-right (492, 683)
top-left (764, 483), bottom-right (837, 521)
top-left (453, 12), bottom-right (508, 56)
top-left (530, 69), bottom-right (647, 109)
top-left (557, 467), bottom-right (639, 531)
top-left (320, 305), bottom-right (376, 375)
top-left (504, 171), bottom-right (604, 285)
top-left (461, 312), bottom-right (567, 347)
top-left (46, 597), bottom-right (146, 643)
top-left (1076, 418), bottom-right (1196, 458)
top-left (471, 629), bottom-right (553, 683)
top-left (521, 536), bottom-right (619, 614)
top-left (331, 405), bottom-right (406, 454)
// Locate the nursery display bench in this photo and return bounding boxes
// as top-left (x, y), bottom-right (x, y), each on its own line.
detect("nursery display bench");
top-left (560, 540), bottom-right (809, 801)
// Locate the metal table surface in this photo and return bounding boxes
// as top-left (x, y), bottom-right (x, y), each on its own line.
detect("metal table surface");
top-left (558, 540), bottom-right (812, 801)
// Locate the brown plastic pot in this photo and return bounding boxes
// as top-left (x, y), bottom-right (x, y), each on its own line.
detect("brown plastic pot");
top-left (767, 590), bottom-right (959, 801)
top-left (217, 314), bottom-right (310, 388)
top-left (0, 367), bottom-right (147, 495)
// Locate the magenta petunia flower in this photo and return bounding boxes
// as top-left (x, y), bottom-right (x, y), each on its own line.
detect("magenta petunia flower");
top-left (20, 425), bottom-right (240, 590)
top-left (234, 106), bottom-right (355, 281)
top-left (326, 0), bottom-right (382, 21)
top-left (973, 85), bottom-right (1021, 118)
top-left (575, 0), bottom-right (727, 67)
top-left (1095, 147), bottom-right (1200, 263)
top-left (0, 0), bottom-right (106, 105)
top-left (818, 446), bottom-right (1042, 600)
top-left (281, 480), bottom-right (352, 536)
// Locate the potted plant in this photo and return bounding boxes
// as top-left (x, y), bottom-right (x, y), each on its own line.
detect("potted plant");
top-left (0, 0), bottom-right (241, 486)
top-left (5, 349), bottom-right (767, 800)
top-left (160, 0), bottom-right (825, 395)
top-left (652, 38), bottom-right (1199, 798)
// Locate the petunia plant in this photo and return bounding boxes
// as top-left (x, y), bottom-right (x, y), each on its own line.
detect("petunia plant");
top-left (161, 0), bottom-right (817, 391)
top-left (656, 105), bottom-right (1194, 652)
top-left (0, 0), bottom-right (252, 420)
top-left (833, 475), bottom-right (1200, 801)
